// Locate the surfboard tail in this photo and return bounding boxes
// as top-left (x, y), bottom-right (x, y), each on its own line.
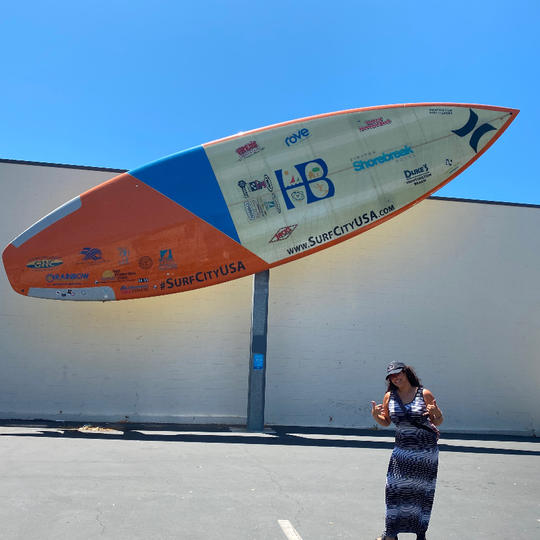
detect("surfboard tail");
top-left (2, 172), bottom-right (268, 301)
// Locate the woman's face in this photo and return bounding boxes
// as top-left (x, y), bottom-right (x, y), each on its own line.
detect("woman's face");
top-left (388, 370), bottom-right (407, 387)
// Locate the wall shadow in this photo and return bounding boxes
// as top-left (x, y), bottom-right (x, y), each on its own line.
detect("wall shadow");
top-left (0, 421), bottom-right (538, 456)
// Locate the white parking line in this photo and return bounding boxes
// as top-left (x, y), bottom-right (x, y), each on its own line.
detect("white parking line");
top-left (278, 520), bottom-right (303, 540)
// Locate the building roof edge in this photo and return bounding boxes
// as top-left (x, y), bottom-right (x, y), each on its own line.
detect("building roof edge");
top-left (1, 158), bottom-right (538, 209)
top-left (0, 157), bottom-right (126, 174)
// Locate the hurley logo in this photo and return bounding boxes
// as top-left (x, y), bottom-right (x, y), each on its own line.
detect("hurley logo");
top-left (452, 109), bottom-right (496, 153)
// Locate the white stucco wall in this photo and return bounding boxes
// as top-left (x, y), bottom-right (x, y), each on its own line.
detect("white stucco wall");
top-left (1, 160), bottom-right (539, 434)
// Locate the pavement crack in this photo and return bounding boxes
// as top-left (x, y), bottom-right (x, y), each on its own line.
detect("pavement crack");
top-left (242, 446), bottom-right (306, 524)
top-left (95, 509), bottom-right (106, 535)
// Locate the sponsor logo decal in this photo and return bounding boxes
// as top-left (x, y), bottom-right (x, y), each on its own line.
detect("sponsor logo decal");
top-left (57, 289), bottom-right (76, 298)
top-left (444, 157), bottom-right (459, 175)
top-left (244, 193), bottom-right (281, 221)
top-left (26, 258), bottom-right (63, 269)
top-left (161, 261), bottom-right (247, 290)
top-left (357, 117), bottom-right (391, 132)
top-left (275, 158), bottom-right (335, 210)
top-left (120, 285), bottom-right (149, 294)
top-left (46, 272), bottom-right (89, 283)
top-left (429, 107), bottom-right (453, 115)
top-left (404, 163), bottom-right (432, 186)
top-left (238, 174), bottom-right (273, 198)
top-left (100, 269), bottom-right (137, 282)
top-left (159, 249), bottom-right (178, 270)
top-left (269, 225), bottom-right (298, 243)
top-left (285, 204), bottom-right (396, 255)
top-left (236, 140), bottom-right (262, 159)
top-left (238, 174), bottom-right (280, 221)
top-left (452, 108), bottom-right (496, 153)
top-left (117, 247), bottom-right (130, 265)
top-left (285, 128), bottom-right (310, 146)
top-left (80, 247), bottom-right (102, 261)
top-left (353, 145), bottom-right (414, 171)
top-left (139, 256), bottom-right (153, 270)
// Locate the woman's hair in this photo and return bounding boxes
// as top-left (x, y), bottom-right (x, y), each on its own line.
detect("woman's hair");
top-left (386, 365), bottom-right (421, 391)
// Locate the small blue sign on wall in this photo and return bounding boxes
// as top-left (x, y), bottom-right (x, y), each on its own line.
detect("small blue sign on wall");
top-left (253, 353), bottom-right (264, 370)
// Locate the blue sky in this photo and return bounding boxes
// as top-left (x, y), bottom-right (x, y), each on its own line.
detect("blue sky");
top-left (1, 1), bottom-right (538, 204)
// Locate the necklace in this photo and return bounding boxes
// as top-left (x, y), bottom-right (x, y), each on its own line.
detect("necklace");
top-left (398, 386), bottom-right (417, 404)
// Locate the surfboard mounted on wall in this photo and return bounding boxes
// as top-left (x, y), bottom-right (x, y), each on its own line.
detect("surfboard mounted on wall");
top-left (2, 103), bottom-right (518, 301)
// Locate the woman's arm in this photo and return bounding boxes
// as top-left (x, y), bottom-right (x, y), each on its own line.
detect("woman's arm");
top-left (371, 391), bottom-right (392, 427)
top-left (423, 388), bottom-right (443, 426)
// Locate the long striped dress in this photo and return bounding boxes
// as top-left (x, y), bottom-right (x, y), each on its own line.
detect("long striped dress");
top-left (384, 386), bottom-right (439, 538)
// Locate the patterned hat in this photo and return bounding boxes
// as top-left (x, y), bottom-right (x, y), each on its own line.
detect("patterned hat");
top-left (386, 362), bottom-right (406, 379)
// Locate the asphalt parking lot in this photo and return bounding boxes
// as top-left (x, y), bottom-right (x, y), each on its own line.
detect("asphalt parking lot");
top-left (1, 423), bottom-right (538, 540)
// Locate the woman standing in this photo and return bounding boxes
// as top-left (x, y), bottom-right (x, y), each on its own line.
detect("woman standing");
top-left (371, 362), bottom-right (443, 540)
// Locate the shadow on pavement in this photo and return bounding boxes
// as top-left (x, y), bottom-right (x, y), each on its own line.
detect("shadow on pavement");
top-left (0, 421), bottom-right (538, 456)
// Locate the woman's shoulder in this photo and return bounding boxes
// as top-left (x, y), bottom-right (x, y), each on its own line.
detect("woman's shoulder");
top-left (422, 387), bottom-right (436, 402)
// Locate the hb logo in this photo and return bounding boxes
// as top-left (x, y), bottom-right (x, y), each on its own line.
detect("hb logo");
top-left (452, 109), bottom-right (496, 153)
top-left (275, 158), bottom-right (335, 210)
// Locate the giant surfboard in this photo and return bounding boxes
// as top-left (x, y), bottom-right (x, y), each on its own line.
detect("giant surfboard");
top-left (2, 103), bottom-right (518, 301)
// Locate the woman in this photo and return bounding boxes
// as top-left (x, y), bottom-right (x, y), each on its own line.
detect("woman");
top-left (371, 362), bottom-right (443, 540)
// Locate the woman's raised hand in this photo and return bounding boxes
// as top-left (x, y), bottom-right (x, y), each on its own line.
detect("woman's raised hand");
top-left (425, 399), bottom-right (441, 420)
top-left (371, 400), bottom-right (384, 419)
